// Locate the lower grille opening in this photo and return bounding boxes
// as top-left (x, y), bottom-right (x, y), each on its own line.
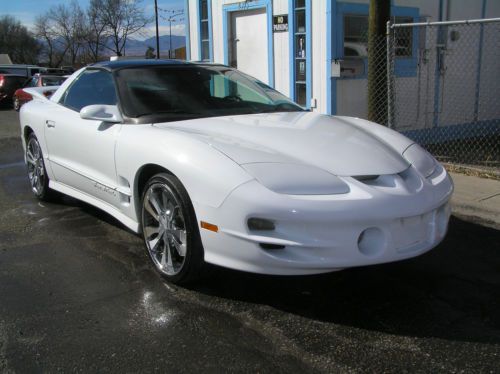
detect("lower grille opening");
top-left (259, 243), bottom-right (285, 250)
top-left (353, 175), bottom-right (379, 181)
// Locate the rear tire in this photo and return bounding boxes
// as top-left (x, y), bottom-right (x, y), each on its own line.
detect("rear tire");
top-left (26, 133), bottom-right (56, 201)
top-left (141, 172), bottom-right (205, 285)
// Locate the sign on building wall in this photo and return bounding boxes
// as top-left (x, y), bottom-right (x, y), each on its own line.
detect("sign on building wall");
top-left (273, 15), bottom-right (288, 32)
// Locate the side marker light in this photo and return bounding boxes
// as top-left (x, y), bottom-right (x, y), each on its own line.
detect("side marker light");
top-left (201, 221), bottom-right (218, 232)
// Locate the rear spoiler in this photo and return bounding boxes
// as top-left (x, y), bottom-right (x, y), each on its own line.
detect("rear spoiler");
top-left (23, 86), bottom-right (60, 101)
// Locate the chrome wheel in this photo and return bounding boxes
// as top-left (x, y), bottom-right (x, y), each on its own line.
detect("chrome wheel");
top-left (26, 136), bottom-right (46, 196)
top-left (142, 183), bottom-right (188, 276)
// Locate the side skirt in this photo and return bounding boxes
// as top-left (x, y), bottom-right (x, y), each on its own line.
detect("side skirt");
top-left (49, 180), bottom-right (140, 233)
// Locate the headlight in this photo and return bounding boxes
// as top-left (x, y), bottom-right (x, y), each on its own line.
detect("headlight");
top-left (403, 144), bottom-right (436, 178)
top-left (241, 163), bottom-right (350, 195)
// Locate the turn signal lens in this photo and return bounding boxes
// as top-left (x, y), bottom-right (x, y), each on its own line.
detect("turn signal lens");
top-left (200, 221), bottom-right (218, 232)
top-left (247, 218), bottom-right (275, 231)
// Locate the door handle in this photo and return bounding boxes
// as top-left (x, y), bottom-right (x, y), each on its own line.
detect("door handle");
top-left (46, 120), bottom-right (56, 128)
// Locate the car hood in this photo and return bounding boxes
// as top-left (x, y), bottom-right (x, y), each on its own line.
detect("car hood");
top-left (153, 112), bottom-right (411, 176)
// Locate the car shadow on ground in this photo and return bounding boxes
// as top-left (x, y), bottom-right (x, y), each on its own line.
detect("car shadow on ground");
top-left (186, 216), bottom-right (500, 345)
top-left (54, 193), bottom-right (500, 345)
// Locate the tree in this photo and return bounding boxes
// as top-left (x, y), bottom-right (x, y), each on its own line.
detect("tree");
top-left (367, 0), bottom-right (390, 125)
top-left (0, 15), bottom-right (41, 64)
top-left (48, 1), bottom-right (87, 66)
top-left (85, 0), bottom-right (109, 62)
top-left (98, 0), bottom-right (151, 56)
top-left (34, 14), bottom-right (67, 67)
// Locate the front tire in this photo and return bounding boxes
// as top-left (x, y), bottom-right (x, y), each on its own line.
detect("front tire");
top-left (141, 173), bottom-right (205, 284)
top-left (26, 133), bottom-right (55, 201)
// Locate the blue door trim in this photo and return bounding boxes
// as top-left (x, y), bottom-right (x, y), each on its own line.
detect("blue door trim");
top-left (197, 0), bottom-right (213, 61)
top-left (222, 0), bottom-right (274, 87)
top-left (184, 0), bottom-right (191, 60)
top-left (326, 0), bottom-right (337, 114)
top-left (288, 0), bottom-right (312, 108)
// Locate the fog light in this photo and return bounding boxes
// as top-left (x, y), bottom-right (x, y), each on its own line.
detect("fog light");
top-left (248, 218), bottom-right (275, 231)
top-left (358, 227), bottom-right (386, 256)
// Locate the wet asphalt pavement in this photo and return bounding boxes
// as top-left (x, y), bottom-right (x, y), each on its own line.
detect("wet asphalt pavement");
top-left (0, 108), bottom-right (499, 372)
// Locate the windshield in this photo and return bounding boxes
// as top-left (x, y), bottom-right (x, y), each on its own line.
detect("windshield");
top-left (115, 65), bottom-right (303, 120)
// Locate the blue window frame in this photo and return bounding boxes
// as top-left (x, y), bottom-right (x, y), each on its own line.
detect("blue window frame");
top-left (221, 0), bottom-right (274, 87)
top-left (289, 0), bottom-right (312, 108)
top-left (335, 2), bottom-right (419, 79)
top-left (198, 0), bottom-right (213, 61)
top-left (184, 0), bottom-right (191, 60)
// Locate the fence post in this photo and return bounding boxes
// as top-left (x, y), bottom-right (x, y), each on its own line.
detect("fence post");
top-left (386, 21), bottom-right (393, 128)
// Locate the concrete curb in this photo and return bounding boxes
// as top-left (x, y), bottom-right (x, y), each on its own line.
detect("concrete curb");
top-left (449, 172), bottom-right (500, 230)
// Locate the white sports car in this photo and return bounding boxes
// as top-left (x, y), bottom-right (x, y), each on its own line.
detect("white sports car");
top-left (20, 60), bottom-right (453, 284)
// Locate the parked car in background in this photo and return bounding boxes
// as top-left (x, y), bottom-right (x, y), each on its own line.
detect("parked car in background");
top-left (13, 74), bottom-right (67, 111)
top-left (45, 67), bottom-right (75, 76)
top-left (0, 64), bottom-right (43, 78)
top-left (0, 74), bottom-right (27, 107)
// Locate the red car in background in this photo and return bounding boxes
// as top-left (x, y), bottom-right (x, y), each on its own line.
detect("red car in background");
top-left (13, 74), bottom-right (67, 111)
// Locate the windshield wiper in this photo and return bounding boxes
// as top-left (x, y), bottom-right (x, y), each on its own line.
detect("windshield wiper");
top-left (255, 106), bottom-right (303, 114)
top-left (135, 109), bottom-right (202, 118)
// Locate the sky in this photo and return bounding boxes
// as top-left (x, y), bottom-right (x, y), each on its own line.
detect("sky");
top-left (0, 0), bottom-right (186, 39)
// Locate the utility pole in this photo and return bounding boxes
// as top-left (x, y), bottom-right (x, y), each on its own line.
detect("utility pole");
top-left (154, 0), bottom-right (160, 59)
top-left (168, 12), bottom-right (184, 59)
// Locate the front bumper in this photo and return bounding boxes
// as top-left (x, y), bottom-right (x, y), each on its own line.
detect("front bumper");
top-left (196, 164), bottom-right (453, 275)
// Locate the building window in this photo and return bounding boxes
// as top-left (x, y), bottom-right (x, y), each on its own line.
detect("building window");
top-left (338, 3), bottom-right (418, 78)
top-left (199, 0), bottom-right (211, 61)
top-left (291, 0), bottom-right (310, 107)
top-left (393, 16), bottom-right (414, 57)
top-left (344, 14), bottom-right (368, 58)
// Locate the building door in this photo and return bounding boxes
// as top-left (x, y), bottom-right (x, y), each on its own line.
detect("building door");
top-left (229, 8), bottom-right (269, 84)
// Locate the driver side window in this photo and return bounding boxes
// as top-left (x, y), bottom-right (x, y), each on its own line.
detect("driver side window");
top-left (60, 69), bottom-right (117, 112)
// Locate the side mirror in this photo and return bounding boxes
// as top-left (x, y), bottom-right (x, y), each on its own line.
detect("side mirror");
top-left (80, 105), bottom-right (123, 123)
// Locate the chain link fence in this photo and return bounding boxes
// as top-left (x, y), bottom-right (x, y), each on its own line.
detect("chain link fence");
top-left (386, 18), bottom-right (500, 168)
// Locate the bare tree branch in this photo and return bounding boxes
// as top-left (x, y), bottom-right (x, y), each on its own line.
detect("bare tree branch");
top-left (99, 0), bottom-right (151, 56)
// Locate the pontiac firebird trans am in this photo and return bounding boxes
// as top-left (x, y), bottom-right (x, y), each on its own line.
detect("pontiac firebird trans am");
top-left (19, 60), bottom-right (453, 284)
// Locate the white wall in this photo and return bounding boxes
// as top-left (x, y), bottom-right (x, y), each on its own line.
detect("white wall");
top-left (272, 0), bottom-right (290, 96)
top-left (211, 0), bottom-right (224, 64)
top-left (188, 0), bottom-right (199, 60)
top-left (311, 0), bottom-right (328, 113)
top-left (446, 0), bottom-right (482, 20)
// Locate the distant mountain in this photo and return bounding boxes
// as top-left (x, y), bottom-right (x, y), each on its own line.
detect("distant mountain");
top-left (110, 35), bottom-right (186, 57)
top-left (37, 34), bottom-right (186, 59)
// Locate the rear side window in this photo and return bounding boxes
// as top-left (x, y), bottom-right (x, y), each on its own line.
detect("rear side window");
top-left (60, 69), bottom-right (117, 112)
